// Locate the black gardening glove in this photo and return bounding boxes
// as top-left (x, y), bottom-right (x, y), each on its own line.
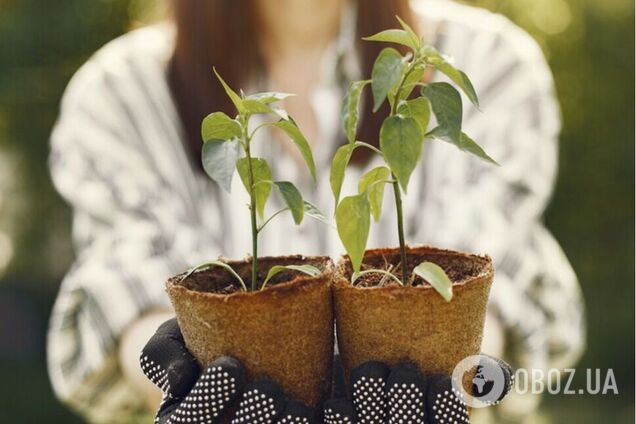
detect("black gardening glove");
top-left (324, 356), bottom-right (513, 424)
top-left (140, 318), bottom-right (317, 424)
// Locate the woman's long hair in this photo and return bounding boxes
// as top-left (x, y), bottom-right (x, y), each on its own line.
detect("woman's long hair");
top-left (169, 0), bottom-right (415, 165)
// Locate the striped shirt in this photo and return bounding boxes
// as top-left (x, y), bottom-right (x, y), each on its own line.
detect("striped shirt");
top-left (47, 1), bottom-right (585, 421)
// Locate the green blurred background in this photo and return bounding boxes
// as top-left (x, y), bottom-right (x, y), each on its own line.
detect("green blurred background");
top-left (0, 0), bottom-right (633, 422)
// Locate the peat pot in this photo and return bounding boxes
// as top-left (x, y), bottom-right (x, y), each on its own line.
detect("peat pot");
top-left (334, 245), bottom-right (494, 382)
top-left (166, 255), bottom-right (334, 408)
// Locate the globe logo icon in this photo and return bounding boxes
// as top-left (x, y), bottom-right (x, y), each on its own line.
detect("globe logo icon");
top-left (452, 354), bottom-right (508, 408)
top-left (472, 363), bottom-right (500, 396)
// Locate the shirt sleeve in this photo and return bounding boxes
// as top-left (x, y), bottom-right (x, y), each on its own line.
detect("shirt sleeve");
top-left (46, 51), bottom-right (214, 422)
top-left (409, 14), bottom-right (585, 371)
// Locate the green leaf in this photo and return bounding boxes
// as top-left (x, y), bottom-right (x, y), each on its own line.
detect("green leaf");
top-left (429, 130), bottom-right (498, 165)
top-left (303, 201), bottom-right (331, 226)
top-left (236, 157), bottom-right (273, 219)
top-left (457, 132), bottom-right (497, 164)
top-left (396, 15), bottom-right (421, 49)
top-left (202, 139), bottom-right (241, 192)
top-left (329, 144), bottom-right (355, 208)
top-left (245, 91), bottom-right (293, 104)
top-left (270, 106), bottom-right (289, 121)
top-left (379, 115), bottom-right (424, 192)
top-left (182, 260), bottom-right (247, 291)
top-left (261, 264), bottom-right (322, 289)
top-left (371, 47), bottom-right (405, 112)
top-left (274, 181), bottom-right (304, 224)
top-left (242, 99), bottom-right (275, 114)
top-left (394, 62), bottom-right (425, 103)
top-left (422, 82), bottom-right (463, 141)
top-left (422, 46), bottom-right (479, 107)
top-left (242, 92), bottom-right (292, 119)
top-left (336, 193), bottom-right (371, 273)
top-left (358, 166), bottom-right (390, 222)
top-left (413, 261), bottom-right (453, 302)
top-left (201, 112), bottom-right (242, 142)
top-left (270, 120), bottom-right (317, 181)
top-left (213, 67), bottom-right (244, 113)
top-left (363, 29), bottom-right (419, 50)
top-left (342, 80), bottom-right (370, 144)
top-left (397, 97), bottom-right (431, 134)
top-left (453, 70), bottom-right (478, 107)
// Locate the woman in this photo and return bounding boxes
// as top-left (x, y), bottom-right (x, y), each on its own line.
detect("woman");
top-left (47, 0), bottom-right (585, 422)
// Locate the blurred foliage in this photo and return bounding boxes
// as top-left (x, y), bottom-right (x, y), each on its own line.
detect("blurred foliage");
top-left (0, 0), bottom-right (131, 283)
top-left (0, 0), bottom-right (146, 422)
top-left (0, 0), bottom-right (633, 422)
top-left (467, 0), bottom-right (635, 403)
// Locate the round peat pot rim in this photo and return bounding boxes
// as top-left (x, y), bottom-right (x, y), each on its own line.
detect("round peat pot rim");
top-left (335, 245), bottom-right (494, 292)
top-left (166, 255), bottom-right (334, 301)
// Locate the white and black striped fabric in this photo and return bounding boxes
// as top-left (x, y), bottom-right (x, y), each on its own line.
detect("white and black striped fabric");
top-left (47, 1), bottom-right (585, 422)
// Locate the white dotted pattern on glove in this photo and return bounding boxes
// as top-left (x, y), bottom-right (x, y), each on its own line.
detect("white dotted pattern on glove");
top-left (165, 365), bottom-right (237, 424)
top-left (352, 376), bottom-right (386, 424)
top-left (278, 414), bottom-right (311, 424)
top-left (431, 388), bottom-right (469, 424)
top-left (324, 408), bottom-right (355, 424)
top-left (387, 382), bottom-right (426, 424)
top-left (231, 388), bottom-right (278, 424)
top-left (141, 354), bottom-right (169, 393)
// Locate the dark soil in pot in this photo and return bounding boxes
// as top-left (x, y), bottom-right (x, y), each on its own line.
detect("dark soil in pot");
top-left (166, 255), bottom-right (334, 408)
top-left (334, 245), bottom-right (494, 383)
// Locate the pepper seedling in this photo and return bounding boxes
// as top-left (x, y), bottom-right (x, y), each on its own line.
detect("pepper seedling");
top-left (186, 68), bottom-right (326, 291)
top-left (331, 17), bottom-right (497, 301)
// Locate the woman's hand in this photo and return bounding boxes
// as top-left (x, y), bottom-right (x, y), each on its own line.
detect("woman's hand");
top-left (325, 358), bottom-right (513, 424)
top-left (140, 319), bottom-right (317, 424)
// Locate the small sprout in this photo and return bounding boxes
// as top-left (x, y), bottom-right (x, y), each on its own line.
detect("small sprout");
top-left (198, 68), bottom-right (324, 291)
top-left (332, 16), bottom-right (498, 300)
top-left (181, 261), bottom-right (247, 292)
top-left (261, 264), bottom-right (322, 290)
top-left (413, 262), bottom-right (453, 302)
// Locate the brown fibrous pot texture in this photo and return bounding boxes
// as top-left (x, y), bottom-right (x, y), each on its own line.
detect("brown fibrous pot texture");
top-left (334, 245), bottom-right (494, 383)
top-left (166, 255), bottom-right (334, 408)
